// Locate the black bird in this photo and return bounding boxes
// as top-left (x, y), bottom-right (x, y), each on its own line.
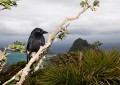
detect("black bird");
top-left (27, 28), bottom-right (48, 62)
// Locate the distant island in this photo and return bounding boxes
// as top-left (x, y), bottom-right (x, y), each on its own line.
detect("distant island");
top-left (69, 38), bottom-right (93, 52)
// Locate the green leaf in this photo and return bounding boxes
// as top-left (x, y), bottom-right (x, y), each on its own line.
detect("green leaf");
top-left (10, 0), bottom-right (16, 2)
top-left (93, 8), bottom-right (97, 11)
top-left (93, 0), bottom-right (99, 6)
top-left (2, 0), bottom-right (10, 4)
top-left (5, 3), bottom-right (11, 10)
top-left (80, 1), bottom-right (85, 7)
top-left (11, 0), bottom-right (17, 6)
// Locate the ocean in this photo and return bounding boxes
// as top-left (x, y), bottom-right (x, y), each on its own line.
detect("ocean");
top-left (2, 51), bottom-right (27, 72)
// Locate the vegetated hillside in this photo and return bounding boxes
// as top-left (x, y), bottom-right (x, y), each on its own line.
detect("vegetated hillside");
top-left (1, 49), bottom-right (120, 85)
top-left (36, 49), bottom-right (120, 85)
top-left (69, 38), bottom-right (93, 51)
top-left (0, 61), bottom-right (26, 84)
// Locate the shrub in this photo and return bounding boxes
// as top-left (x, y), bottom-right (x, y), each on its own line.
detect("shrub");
top-left (0, 61), bottom-right (26, 84)
top-left (38, 49), bottom-right (120, 85)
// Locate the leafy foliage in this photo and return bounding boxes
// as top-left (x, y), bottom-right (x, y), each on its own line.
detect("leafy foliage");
top-left (80, 1), bottom-right (86, 7)
top-left (0, 0), bottom-right (17, 10)
top-left (92, 41), bottom-right (103, 50)
top-left (8, 41), bottom-right (26, 53)
top-left (57, 25), bottom-right (69, 41)
top-left (93, 0), bottom-right (100, 7)
top-left (80, 0), bottom-right (100, 11)
top-left (0, 61), bottom-right (26, 84)
top-left (38, 49), bottom-right (120, 85)
top-left (23, 69), bottom-right (44, 85)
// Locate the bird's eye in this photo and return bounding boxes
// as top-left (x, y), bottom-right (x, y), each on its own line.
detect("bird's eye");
top-left (36, 30), bottom-right (41, 32)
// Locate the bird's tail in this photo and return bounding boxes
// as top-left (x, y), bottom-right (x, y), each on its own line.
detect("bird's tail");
top-left (27, 51), bottom-right (32, 63)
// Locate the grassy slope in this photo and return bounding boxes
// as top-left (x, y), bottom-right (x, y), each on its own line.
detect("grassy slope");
top-left (0, 49), bottom-right (120, 85)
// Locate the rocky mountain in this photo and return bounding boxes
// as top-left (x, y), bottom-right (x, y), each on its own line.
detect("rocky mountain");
top-left (69, 38), bottom-right (93, 52)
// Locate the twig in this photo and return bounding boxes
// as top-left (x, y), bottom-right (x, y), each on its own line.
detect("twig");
top-left (16, 6), bottom-right (90, 85)
top-left (3, 1), bottom-right (91, 85)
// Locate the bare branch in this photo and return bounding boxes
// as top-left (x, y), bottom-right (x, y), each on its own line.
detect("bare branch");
top-left (16, 6), bottom-right (90, 85)
top-left (2, 1), bottom-right (97, 85)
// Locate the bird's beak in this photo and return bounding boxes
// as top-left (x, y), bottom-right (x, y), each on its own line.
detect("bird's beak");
top-left (43, 31), bottom-right (48, 34)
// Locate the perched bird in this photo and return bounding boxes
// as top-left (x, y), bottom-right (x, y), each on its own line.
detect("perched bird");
top-left (27, 28), bottom-right (48, 62)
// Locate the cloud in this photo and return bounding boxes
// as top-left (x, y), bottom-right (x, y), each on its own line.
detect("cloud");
top-left (0, 0), bottom-right (120, 38)
top-left (0, 18), bottom-right (33, 35)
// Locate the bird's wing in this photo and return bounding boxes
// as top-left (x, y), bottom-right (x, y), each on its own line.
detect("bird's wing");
top-left (27, 37), bottom-right (33, 51)
top-left (41, 36), bottom-right (45, 46)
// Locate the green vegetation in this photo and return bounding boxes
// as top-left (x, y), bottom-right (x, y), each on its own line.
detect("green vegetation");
top-left (92, 41), bottom-right (103, 50)
top-left (8, 41), bottom-right (26, 53)
top-left (2, 0), bottom-right (118, 84)
top-left (57, 28), bottom-right (69, 41)
top-left (80, 0), bottom-right (99, 11)
top-left (37, 49), bottom-right (120, 85)
top-left (2, 38), bottom-right (119, 85)
top-left (18, 48), bottom-right (120, 85)
top-left (0, 61), bottom-right (26, 84)
top-left (69, 38), bottom-right (103, 52)
top-left (0, 0), bottom-right (17, 10)
top-left (1, 48), bottom-right (120, 85)
top-left (1, 38), bottom-right (119, 85)
top-left (93, 0), bottom-right (100, 7)
top-left (57, 24), bottom-right (70, 41)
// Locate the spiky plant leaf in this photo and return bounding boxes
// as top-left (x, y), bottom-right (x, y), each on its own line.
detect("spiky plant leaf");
top-left (38, 49), bottom-right (120, 85)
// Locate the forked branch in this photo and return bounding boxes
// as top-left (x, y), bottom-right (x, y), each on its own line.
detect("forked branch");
top-left (3, 0), bottom-right (99, 84)
top-left (16, 5), bottom-right (90, 85)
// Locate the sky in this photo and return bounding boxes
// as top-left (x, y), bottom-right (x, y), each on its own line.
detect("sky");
top-left (0, 0), bottom-right (120, 50)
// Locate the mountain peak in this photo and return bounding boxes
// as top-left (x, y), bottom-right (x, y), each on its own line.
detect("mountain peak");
top-left (69, 38), bottom-right (92, 52)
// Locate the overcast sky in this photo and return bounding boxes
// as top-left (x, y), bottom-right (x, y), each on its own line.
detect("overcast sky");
top-left (0, 0), bottom-right (120, 47)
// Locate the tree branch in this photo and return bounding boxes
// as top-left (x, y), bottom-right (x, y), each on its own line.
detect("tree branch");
top-left (3, 1), bottom-right (93, 85)
top-left (16, 6), bottom-right (90, 85)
